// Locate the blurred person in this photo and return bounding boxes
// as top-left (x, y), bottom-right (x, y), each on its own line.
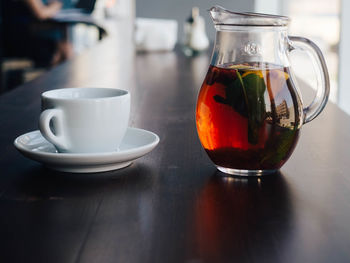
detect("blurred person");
top-left (3, 0), bottom-right (73, 66)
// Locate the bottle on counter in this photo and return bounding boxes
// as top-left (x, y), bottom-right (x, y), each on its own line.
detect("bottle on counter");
top-left (183, 7), bottom-right (209, 56)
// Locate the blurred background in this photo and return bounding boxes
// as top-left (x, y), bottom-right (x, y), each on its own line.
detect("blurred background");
top-left (1, 0), bottom-right (349, 115)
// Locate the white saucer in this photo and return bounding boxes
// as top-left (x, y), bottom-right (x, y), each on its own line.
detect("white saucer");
top-left (14, 128), bottom-right (160, 173)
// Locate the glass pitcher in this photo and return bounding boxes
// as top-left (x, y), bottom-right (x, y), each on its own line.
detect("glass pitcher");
top-left (196, 6), bottom-right (330, 176)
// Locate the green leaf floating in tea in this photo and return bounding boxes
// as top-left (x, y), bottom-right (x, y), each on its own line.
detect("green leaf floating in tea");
top-left (214, 70), bottom-right (266, 144)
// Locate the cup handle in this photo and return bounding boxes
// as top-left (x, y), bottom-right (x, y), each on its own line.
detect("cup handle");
top-left (39, 109), bottom-right (68, 150)
top-left (288, 36), bottom-right (330, 124)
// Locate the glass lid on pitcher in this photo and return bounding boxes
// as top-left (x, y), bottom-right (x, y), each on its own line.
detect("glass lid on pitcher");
top-left (209, 5), bottom-right (290, 27)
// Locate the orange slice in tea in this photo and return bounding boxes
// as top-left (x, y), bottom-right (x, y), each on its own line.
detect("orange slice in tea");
top-left (241, 70), bottom-right (265, 79)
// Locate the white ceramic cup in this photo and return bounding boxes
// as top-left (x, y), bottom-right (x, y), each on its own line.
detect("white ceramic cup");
top-left (39, 88), bottom-right (130, 153)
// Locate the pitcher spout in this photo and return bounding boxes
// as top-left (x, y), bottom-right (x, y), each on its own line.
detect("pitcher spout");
top-left (209, 5), bottom-right (235, 25)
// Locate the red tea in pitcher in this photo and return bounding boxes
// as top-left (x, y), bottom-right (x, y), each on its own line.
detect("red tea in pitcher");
top-left (196, 63), bottom-right (302, 172)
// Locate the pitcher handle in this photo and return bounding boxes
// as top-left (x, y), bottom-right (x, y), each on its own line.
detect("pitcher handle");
top-left (288, 36), bottom-right (330, 124)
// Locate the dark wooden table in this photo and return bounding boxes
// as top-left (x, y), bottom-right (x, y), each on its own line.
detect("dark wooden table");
top-left (1, 18), bottom-right (350, 263)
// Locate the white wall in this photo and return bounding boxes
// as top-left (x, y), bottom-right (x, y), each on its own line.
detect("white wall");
top-left (338, 0), bottom-right (350, 115)
top-left (254, 0), bottom-right (284, 15)
top-left (135, 0), bottom-right (255, 41)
